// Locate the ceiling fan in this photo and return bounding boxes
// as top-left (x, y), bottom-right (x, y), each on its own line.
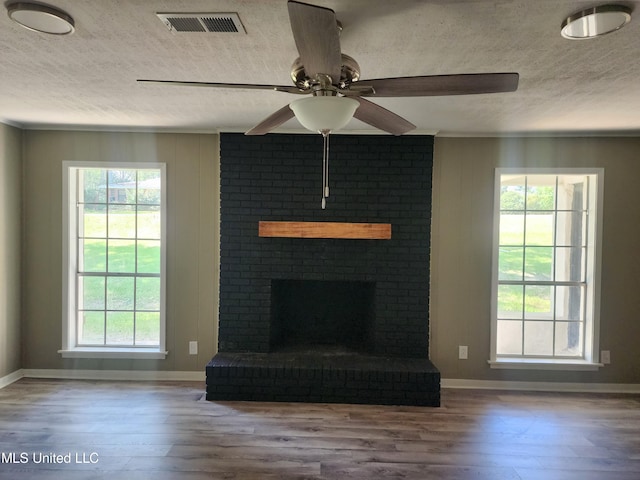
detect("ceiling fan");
top-left (139, 0), bottom-right (518, 136)
top-left (139, 0), bottom-right (518, 207)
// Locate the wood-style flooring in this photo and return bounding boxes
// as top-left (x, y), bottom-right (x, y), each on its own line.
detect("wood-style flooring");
top-left (0, 378), bottom-right (639, 479)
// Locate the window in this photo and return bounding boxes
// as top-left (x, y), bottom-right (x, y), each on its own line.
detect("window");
top-left (61, 163), bottom-right (167, 359)
top-left (490, 169), bottom-right (603, 369)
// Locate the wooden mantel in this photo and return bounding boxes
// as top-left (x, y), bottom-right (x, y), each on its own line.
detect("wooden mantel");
top-left (258, 221), bottom-right (392, 240)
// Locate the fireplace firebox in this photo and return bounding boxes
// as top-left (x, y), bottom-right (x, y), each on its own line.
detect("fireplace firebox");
top-left (270, 279), bottom-right (375, 354)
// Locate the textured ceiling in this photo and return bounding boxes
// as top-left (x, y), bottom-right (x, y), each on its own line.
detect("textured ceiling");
top-left (2, 0), bottom-right (639, 136)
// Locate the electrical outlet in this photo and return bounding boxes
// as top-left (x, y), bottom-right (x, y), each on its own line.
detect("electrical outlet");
top-left (458, 345), bottom-right (468, 360)
top-left (601, 350), bottom-right (611, 364)
top-left (189, 341), bottom-right (198, 355)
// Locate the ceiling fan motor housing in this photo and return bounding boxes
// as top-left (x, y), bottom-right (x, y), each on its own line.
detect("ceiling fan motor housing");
top-left (290, 54), bottom-right (361, 91)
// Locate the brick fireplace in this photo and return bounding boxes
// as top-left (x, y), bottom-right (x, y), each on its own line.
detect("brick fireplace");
top-left (206, 133), bottom-right (440, 406)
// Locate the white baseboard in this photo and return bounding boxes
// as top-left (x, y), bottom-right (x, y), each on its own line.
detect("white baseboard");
top-left (0, 369), bottom-right (24, 389)
top-left (442, 378), bottom-right (640, 393)
top-left (5, 370), bottom-right (638, 394)
top-left (22, 369), bottom-right (205, 382)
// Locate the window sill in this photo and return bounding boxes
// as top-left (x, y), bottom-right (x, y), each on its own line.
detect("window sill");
top-left (58, 348), bottom-right (168, 360)
top-left (488, 358), bottom-right (604, 371)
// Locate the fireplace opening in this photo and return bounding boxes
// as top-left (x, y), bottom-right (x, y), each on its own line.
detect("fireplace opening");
top-left (270, 279), bottom-right (375, 354)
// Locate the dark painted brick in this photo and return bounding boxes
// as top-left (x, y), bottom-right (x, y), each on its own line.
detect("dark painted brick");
top-left (214, 133), bottom-right (438, 404)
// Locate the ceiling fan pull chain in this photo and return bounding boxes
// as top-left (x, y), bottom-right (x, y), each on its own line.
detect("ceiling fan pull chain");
top-left (324, 132), bottom-right (330, 199)
top-left (321, 130), bottom-right (330, 209)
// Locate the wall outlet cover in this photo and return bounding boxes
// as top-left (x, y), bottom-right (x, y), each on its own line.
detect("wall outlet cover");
top-left (458, 345), bottom-right (468, 360)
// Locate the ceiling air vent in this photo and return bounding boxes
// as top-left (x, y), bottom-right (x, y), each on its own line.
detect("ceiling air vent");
top-left (157, 13), bottom-right (246, 33)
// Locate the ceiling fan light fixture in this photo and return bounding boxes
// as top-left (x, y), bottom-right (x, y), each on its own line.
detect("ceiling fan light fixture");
top-left (290, 96), bottom-right (359, 133)
top-left (561, 4), bottom-right (631, 39)
top-left (7, 2), bottom-right (74, 35)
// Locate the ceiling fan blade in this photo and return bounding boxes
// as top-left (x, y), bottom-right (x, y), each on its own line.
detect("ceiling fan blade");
top-left (245, 104), bottom-right (295, 136)
top-left (287, 1), bottom-right (342, 82)
top-left (352, 97), bottom-right (416, 135)
top-left (137, 79), bottom-right (305, 94)
top-left (359, 73), bottom-right (519, 97)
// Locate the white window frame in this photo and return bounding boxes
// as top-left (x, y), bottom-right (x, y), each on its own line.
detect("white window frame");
top-left (60, 161), bottom-right (168, 359)
top-left (489, 168), bottom-right (604, 370)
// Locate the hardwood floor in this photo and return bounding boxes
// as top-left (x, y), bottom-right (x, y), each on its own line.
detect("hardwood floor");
top-left (0, 379), bottom-right (639, 479)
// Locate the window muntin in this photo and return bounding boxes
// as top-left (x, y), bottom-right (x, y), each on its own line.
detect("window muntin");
top-left (492, 170), bottom-right (602, 364)
top-left (62, 163), bottom-right (166, 357)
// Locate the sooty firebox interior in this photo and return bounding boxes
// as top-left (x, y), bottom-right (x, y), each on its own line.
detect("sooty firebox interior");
top-left (270, 279), bottom-right (375, 353)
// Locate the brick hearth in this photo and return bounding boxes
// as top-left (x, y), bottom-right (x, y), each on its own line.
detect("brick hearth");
top-left (206, 352), bottom-right (440, 406)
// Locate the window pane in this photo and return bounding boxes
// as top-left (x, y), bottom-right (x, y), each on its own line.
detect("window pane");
top-left (79, 204), bottom-right (106, 238)
top-left (498, 284), bottom-right (523, 319)
top-left (499, 213), bottom-right (524, 245)
top-left (497, 320), bottom-right (522, 355)
top-left (79, 276), bottom-right (105, 310)
top-left (137, 171), bottom-right (161, 205)
top-left (524, 247), bottom-right (553, 280)
top-left (106, 312), bottom-right (134, 344)
top-left (79, 169), bottom-right (106, 203)
top-left (136, 312), bottom-right (160, 345)
top-left (499, 247), bottom-right (523, 280)
top-left (524, 213), bottom-right (554, 245)
top-left (79, 311), bottom-right (104, 345)
top-left (555, 247), bottom-right (585, 282)
top-left (555, 286), bottom-right (584, 321)
top-left (107, 170), bottom-right (136, 204)
top-left (500, 181), bottom-right (525, 210)
top-left (524, 321), bottom-right (554, 355)
top-left (80, 239), bottom-right (106, 272)
top-left (555, 212), bottom-right (586, 247)
top-left (554, 322), bottom-right (583, 357)
top-left (106, 277), bottom-right (135, 310)
top-left (137, 240), bottom-right (161, 274)
top-left (137, 205), bottom-right (161, 239)
top-left (108, 239), bottom-right (136, 273)
top-left (136, 277), bottom-right (161, 311)
top-left (108, 205), bottom-right (136, 238)
top-left (524, 284), bottom-right (552, 319)
top-left (526, 177), bottom-right (555, 210)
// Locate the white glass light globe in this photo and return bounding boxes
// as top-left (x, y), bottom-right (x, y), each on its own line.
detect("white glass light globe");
top-left (290, 96), bottom-right (359, 133)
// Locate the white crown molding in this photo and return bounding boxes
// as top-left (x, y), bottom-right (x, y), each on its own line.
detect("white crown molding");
top-left (15, 124), bottom-right (220, 135)
top-left (436, 130), bottom-right (640, 138)
top-left (11, 120), bottom-right (640, 138)
top-left (11, 123), bottom-right (440, 136)
top-left (0, 118), bottom-right (25, 129)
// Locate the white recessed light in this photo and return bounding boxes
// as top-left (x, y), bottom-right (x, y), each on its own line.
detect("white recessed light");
top-left (7, 2), bottom-right (75, 35)
top-left (561, 4), bottom-right (631, 40)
